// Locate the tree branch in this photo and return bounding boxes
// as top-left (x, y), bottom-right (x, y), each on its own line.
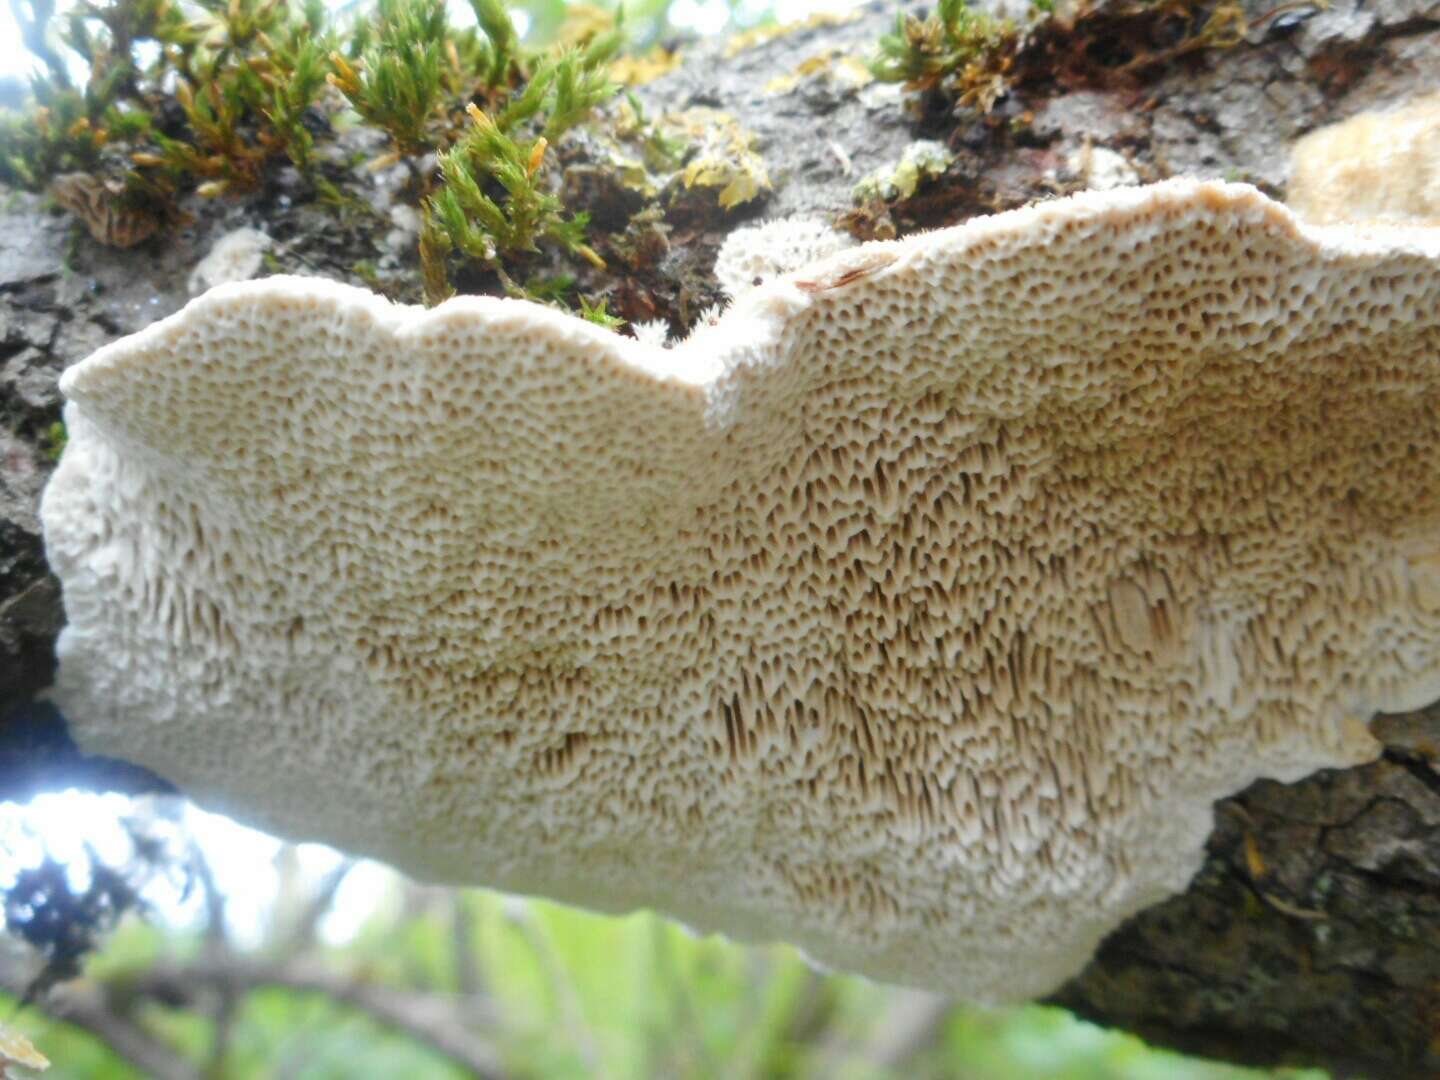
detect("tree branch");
top-left (136, 958), bottom-right (509, 1079)
top-left (280, 857), bottom-right (355, 956)
top-left (0, 969), bottom-right (200, 1080)
top-left (450, 895), bottom-right (485, 999)
top-left (857, 990), bottom-right (952, 1071)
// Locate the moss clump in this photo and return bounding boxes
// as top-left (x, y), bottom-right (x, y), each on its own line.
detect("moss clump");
top-left (1, 0), bottom-right (796, 332)
top-left (2, 0), bottom-right (338, 208)
top-left (869, 0), bottom-right (1019, 109)
top-left (0, 0), bottom-right (639, 311)
top-left (577, 293), bottom-right (625, 329)
top-left (868, 0), bottom-right (1251, 113)
top-left (419, 20), bottom-right (622, 302)
top-left (41, 420), bottom-right (68, 462)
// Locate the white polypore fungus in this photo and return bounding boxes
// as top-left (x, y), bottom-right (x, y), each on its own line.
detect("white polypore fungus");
top-left (1066, 144), bottom-right (1140, 191)
top-left (713, 217), bottom-right (856, 299)
top-left (42, 181), bottom-right (1440, 1002)
top-left (630, 318), bottom-right (673, 348)
top-left (187, 227), bottom-right (273, 296)
top-left (1288, 92), bottom-right (1440, 225)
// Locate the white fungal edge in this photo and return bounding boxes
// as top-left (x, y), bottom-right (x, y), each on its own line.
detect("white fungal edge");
top-left (61, 180), bottom-right (1440, 425)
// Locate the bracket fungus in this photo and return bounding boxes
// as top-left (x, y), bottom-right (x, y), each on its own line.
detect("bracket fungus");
top-left (41, 181), bottom-right (1440, 1001)
top-left (1287, 91), bottom-right (1440, 226)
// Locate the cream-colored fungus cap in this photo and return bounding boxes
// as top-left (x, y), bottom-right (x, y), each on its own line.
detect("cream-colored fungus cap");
top-left (41, 181), bottom-right (1440, 1001)
top-left (1288, 92), bottom-right (1440, 225)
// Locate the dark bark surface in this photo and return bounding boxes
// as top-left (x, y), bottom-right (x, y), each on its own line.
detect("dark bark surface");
top-left (2, 1), bottom-right (1439, 1073)
top-left (1052, 718), bottom-right (1440, 1080)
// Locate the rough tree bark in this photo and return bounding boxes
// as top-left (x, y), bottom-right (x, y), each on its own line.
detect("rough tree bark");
top-left (2, 1), bottom-right (1439, 1075)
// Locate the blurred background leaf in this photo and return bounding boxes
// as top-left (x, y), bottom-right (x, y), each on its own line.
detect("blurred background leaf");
top-left (0, 792), bottom-right (1327, 1080)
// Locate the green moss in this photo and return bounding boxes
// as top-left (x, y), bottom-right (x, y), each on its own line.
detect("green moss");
top-left (350, 258), bottom-right (382, 288)
top-left (41, 420), bottom-right (67, 462)
top-left (869, 0), bottom-right (1017, 106)
top-left (329, 0), bottom-right (468, 158)
top-left (868, 0), bottom-right (1249, 113)
top-left (419, 26), bottom-right (621, 303)
top-left (2, 0), bottom-right (655, 317)
top-left (523, 273), bottom-right (576, 302)
top-left (578, 293), bottom-right (624, 330)
top-left (0, 0), bottom-right (340, 204)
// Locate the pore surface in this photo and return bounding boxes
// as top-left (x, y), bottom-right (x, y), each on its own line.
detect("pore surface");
top-left (42, 181), bottom-right (1440, 1000)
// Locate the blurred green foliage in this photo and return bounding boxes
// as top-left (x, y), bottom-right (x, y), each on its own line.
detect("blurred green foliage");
top-left (4, 879), bottom-right (1332, 1080)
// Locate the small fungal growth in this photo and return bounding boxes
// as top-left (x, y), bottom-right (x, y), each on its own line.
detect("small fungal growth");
top-left (1066, 144), bottom-right (1139, 192)
top-left (188, 227), bottom-right (273, 296)
top-left (1287, 92), bottom-right (1440, 225)
top-left (42, 182), bottom-right (1440, 1001)
top-left (713, 217), bottom-right (857, 299)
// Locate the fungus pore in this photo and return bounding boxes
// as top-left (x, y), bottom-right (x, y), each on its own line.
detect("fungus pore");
top-left (42, 181), bottom-right (1440, 1001)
